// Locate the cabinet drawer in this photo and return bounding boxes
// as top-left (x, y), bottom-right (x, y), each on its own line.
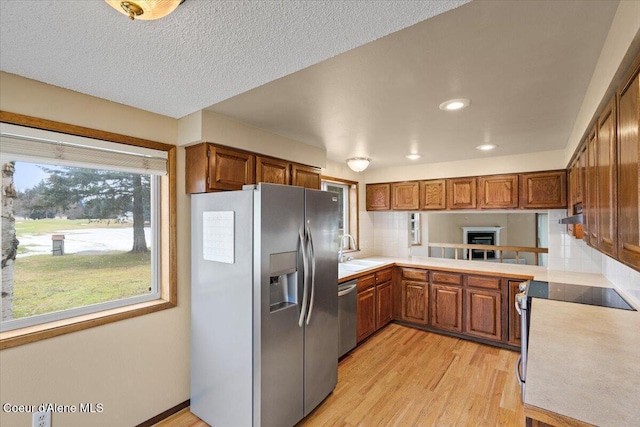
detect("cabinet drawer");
top-left (376, 268), bottom-right (393, 284)
top-left (467, 275), bottom-right (501, 290)
top-left (431, 271), bottom-right (462, 286)
top-left (402, 268), bottom-right (428, 282)
top-left (357, 274), bottom-right (376, 292)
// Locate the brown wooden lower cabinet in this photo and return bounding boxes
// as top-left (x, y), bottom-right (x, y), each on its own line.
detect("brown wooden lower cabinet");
top-left (376, 281), bottom-right (393, 329)
top-left (430, 284), bottom-right (463, 332)
top-left (401, 280), bottom-right (429, 325)
top-left (356, 287), bottom-right (376, 342)
top-left (465, 288), bottom-right (502, 341)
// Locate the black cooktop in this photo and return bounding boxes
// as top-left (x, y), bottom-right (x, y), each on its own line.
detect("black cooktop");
top-left (526, 280), bottom-right (636, 311)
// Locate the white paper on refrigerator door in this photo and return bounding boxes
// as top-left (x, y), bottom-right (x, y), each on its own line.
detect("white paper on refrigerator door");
top-left (202, 211), bottom-right (235, 263)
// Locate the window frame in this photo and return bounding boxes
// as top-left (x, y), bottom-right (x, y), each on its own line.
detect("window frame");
top-left (0, 111), bottom-right (177, 350)
top-left (321, 175), bottom-right (359, 251)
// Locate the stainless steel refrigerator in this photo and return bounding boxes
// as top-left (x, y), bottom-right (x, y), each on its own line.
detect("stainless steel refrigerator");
top-left (191, 183), bottom-right (339, 427)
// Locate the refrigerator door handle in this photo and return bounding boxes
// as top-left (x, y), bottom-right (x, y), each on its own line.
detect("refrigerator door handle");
top-left (305, 226), bottom-right (316, 325)
top-left (298, 227), bottom-right (309, 327)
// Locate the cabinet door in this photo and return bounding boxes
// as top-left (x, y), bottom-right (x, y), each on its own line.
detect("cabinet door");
top-left (447, 177), bottom-right (477, 209)
top-left (402, 280), bottom-right (428, 325)
top-left (508, 280), bottom-right (523, 347)
top-left (185, 143), bottom-right (209, 194)
top-left (430, 284), bottom-right (462, 333)
top-left (419, 180), bottom-right (446, 210)
top-left (519, 170), bottom-right (567, 209)
top-left (256, 156), bottom-right (290, 185)
top-left (577, 147), bottom-right (586, 204)
top-left (597, 99), bottom-right (618, 258)
top-left (366, 184), bottom-right (391, 211)
top-left (567, 161), bottom-right (577, 236)
top-left (291, 163), bottom-right (321, 189)
top-left (376, 281), bottom-right (393, 329)
top-left (465, 288), bottom-right (502, 341)
top-left (391, 182), bottom-right (419, 210)
top-left (208, 145), bottom-right (256, 191)
top-left (357, 287), bottom-right (376, 343)
top-left (617, 62), bottom-right (640, 269)
top-left (586, 129), bottom-right (598, 246)
top-left (477, 174), bottom-right (518, 209)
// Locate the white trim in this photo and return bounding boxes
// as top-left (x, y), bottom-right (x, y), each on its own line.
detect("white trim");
top-left (462, 226), bottom-right (503, 259)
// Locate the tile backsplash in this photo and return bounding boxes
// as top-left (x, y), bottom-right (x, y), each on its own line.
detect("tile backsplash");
top-left (602, 255), bottom-right (640, 307)
top-left (547, 210), bottom-right (602, 274)
top-left (371, 211), bottom-right (411, 257)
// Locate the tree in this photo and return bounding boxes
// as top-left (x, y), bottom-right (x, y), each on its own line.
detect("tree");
top-left (42, 167), bottom-right (150, 253)
top-left (1, 162), bottom-right (19, 320)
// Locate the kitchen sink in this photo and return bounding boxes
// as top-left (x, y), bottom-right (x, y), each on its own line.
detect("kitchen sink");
top-left (338, 259), bottom-right (387, 274)
top-left (338, 263), bottom-right (369, 272)
top-left (344, 259), bottom-right (386, 267)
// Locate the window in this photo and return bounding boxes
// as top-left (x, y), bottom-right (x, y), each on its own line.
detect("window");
top-left (409, 212), bottom-right (421, 246)
top-left (321, 177), bottom-right (358, 251)
top-left (0, 113), bottom-right (176, 349)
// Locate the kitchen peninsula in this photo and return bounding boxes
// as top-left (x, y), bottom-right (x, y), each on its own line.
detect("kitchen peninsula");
top-left (338, 256), bottom-right (640, 427)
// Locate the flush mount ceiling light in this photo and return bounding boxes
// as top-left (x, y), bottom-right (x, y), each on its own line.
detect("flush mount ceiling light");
top-left (476, 144), bottom-right (497, 151)
top-left (439, 98), bottom-right (471, 111)
top-left (105, 0), bottom-right (183, 21)
top-left (346, 157), bottom-right (371, 172)
top-left (405, 154), bottom-right (421, 160)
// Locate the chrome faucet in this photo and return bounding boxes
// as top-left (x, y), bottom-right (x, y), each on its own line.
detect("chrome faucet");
top-left (338, 234), bottom-right (357, 263)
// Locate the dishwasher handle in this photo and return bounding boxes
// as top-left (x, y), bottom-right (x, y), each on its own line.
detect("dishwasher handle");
top-left (338, 283), bottom-right (357, 297)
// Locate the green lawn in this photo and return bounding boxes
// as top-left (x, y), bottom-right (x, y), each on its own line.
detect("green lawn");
top-left (15, 218), bottom-right (132, 235)
top-left (12, 251), bottom-right (151, 319)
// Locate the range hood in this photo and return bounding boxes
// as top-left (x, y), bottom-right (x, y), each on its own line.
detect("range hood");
top-left (559, 202), bottom-right (583, 224)
top-left (559, 213), bottom-right (583, 224)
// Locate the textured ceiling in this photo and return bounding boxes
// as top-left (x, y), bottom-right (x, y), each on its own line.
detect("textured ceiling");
top-left (208, 0), bottom-right (621, 169)
top-left (0, 0), bottom-right (468, 119)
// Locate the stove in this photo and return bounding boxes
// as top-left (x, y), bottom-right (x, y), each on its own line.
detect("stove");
top-left (526, 280), bottom-right (635, 311)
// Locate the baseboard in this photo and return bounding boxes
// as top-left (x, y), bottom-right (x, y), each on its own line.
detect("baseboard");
top-left (136, 399), bottom-right (190, 427)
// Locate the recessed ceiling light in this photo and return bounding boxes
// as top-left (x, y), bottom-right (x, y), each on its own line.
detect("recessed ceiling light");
top-left (476, 144), bottom-right (497, 151)
top-left (405, 154), bottom-right (421, 160)
top-left (439, 98), bottom-right (471, 111)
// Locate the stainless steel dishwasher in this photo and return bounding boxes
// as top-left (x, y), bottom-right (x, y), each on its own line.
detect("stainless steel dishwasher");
top-left (338, 280), bottom-right (357, 358)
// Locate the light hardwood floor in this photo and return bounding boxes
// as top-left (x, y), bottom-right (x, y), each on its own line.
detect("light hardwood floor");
top-left (156, 324), bottom-right (524, 426)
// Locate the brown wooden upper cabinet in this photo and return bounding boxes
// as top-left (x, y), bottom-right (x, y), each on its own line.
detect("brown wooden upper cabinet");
top-left (477, 174), bottom-right (518, 209)
top-left (185, 143), bottom-right (256, 193)
top-left (256, 156), bottom-right (290, 186)
top-left (447, 177), bottom-right (477, 209)
top-left (391, 181), bottom-right (420, 210)
top-left (291, 163), bottom-right (321, 189)
top-left (185, 142), bottom-right (321, 193)
top-left (366, 183), bottom-right (391, 210)
top-left (420, 179), bottom-right (446, 210)
top-left (519, 170), bottom-right (567, 209)
top-left (596, 99), bottom-right (618, 258)
top-left (586, 128), bottom-right (598, 246)
top-left (617, 57), bottom-right (640, 270)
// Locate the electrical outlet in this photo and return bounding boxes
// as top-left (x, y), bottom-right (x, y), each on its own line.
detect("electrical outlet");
top-left (32, 411), bottom-right (51, 427)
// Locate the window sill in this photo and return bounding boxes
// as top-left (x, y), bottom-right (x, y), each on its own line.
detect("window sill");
top-left (0, 298), bottom-right (175, 350)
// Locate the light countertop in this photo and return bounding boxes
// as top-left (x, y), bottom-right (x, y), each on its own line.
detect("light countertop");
top-left (525, 298), bottom-right (640, 426)
top-left (339, 256), bottom-right (616, 288)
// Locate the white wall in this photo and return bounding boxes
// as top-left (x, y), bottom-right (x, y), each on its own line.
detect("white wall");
top-left (564, 0), bottom-right (640, 164)
top-left (0, 72), bottom-right (189, 427)
top-left (363, 149), bottom-right (566, 183)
